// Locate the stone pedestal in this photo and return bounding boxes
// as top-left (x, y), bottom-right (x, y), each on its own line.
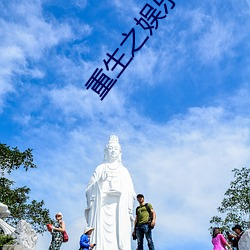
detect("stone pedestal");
top-left (2, 246), bottom-right (26, 250)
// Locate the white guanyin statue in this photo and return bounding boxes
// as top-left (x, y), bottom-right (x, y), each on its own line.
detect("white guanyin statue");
top-left (85, 135), bottom-right (136, 250)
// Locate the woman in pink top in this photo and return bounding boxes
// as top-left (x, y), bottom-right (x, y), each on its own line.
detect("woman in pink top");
top-left (212, 227), bottom-right (232, 250)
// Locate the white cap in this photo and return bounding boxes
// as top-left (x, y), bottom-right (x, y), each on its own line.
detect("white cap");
top-left (55, 212), bottom-right (63, 218)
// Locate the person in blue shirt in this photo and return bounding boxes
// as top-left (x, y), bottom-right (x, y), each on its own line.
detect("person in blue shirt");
top-left (79, 227), bottom-right (96, 250)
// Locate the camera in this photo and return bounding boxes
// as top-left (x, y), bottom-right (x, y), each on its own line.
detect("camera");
top-left (132, 231), bottom-right (137, 240)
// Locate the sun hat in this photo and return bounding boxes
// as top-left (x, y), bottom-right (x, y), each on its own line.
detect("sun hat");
top-left (55, 212), bottom-right (63, 218)
top-left (84, 227), bottom-right (95, 234)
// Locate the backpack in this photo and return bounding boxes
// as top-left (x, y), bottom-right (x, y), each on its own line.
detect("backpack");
top-left (136, 203), bottom-right (154, 229)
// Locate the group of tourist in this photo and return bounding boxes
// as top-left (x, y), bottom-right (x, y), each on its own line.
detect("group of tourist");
top-left (48, 192), bottom-right (156, 250)
top-left (48, 213), bottom-right (246, 250)
top-left (47, 212), bottom-right (96, 250)
top-left (212, 224), bottom-right (245, 250)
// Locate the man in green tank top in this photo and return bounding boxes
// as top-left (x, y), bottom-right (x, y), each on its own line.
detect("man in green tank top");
top-left (133, 194), bottom-right (156, 250)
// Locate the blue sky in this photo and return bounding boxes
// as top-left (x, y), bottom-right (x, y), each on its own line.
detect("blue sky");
top-left (0, 0), bottom-right (250, 249)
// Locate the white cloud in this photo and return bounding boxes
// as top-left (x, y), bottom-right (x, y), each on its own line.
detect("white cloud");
top-left (73, 0), bottom-right (87, 9)
top-left (159, 3), bottom-right (247, 68)
top-left (111, 0), bottom-right (141, 20)
top-left (196, 20), bottom-right (235, 63)
top-left (1, 2), bottom-right (73, 58)
top-left (47, 84), bottom-right (126, 120)
top-left (0, 1), bottom-right (75, 110)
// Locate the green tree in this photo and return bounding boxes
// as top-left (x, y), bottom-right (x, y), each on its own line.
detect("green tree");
top-left (0, 143), bottom-right (52, 233)
top-left (210, 167), bottom-right (250, 232)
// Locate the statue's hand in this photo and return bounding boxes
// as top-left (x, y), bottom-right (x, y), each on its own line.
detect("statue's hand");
top-left (101, 171), bottom-right (108, 181)
top-left (86, 195), bottom-right (95, 209)
top-left (88, 201), bottom-right (93, 208)
top-left (129, 213), bottom-right (135, 222)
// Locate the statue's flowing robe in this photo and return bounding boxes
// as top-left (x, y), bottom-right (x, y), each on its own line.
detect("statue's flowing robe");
top-left (85, 163), bottom-right (136, 250)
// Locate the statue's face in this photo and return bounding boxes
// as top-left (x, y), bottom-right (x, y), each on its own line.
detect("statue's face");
top-left (107, 142), bottom-right (121, 160)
